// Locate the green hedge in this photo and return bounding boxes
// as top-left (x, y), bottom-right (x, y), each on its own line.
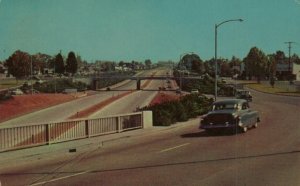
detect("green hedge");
top-left (32, 79), bottom-right (88, 93)
top-left (0, 90), bottom-right (13, 102)
top-left (141, 94), bottom-right (213, 126)
top-left (173, 72), bottom-right (234, 95)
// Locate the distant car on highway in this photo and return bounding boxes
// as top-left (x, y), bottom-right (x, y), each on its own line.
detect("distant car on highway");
top-left (11, 88), bottom-right (24, 95)
top-left (199, 99), bottom-right (260, 133)
top-left (190, 89), bottom-right (199, 94)
top-left (235, 89), bottom-right (252, 102)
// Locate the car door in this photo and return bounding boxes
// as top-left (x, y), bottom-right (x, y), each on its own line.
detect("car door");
top-left (240, 102), bottom-right (252, 127)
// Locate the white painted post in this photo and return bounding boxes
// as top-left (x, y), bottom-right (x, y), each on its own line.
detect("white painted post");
top-left (117, 116), bottom-right (122, 132)
top-left (142, 111), bottom-right (153, 128)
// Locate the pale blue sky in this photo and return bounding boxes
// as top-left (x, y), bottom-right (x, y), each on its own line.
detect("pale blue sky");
top-left (0, 0), bottom-right (299, 62)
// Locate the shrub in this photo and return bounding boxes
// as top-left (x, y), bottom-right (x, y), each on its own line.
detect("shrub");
top-left (154, 109), bottom-right (173, 126)
top-left (141, 94), bottom-right (213, 126)
top-left (0, 91), bottom-right (13, 102)
top-left (34, 79), bottom-right (88, 93)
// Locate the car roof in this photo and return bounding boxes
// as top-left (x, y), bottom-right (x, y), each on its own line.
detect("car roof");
top-left (213, 99), bottom-right (246, 105)
top-left (236, 89), bottom-right (249, 92)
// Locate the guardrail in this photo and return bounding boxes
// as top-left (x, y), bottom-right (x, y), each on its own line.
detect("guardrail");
top-left (0, 111), bottom-right (152, 153)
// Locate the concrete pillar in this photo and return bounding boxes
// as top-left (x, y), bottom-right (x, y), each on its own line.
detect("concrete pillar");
top-left (137, 79), bottom-right (141, 90)
top-left (142, 111), bottom-right (153, 128)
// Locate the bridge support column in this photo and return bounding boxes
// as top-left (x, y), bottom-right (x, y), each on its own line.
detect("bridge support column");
top-left (137, 79), bottom-right (141, 90)
top-left (92, 79), bottom-right (98, 90)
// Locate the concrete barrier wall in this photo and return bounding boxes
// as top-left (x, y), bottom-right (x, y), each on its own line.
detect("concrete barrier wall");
top-left (0, 111), bottom-right (153, 153)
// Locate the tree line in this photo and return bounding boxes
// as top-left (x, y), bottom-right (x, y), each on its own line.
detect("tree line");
top-left (178, 47), bottom-right (300, 81)
top-left (4, 50), bottom-right (79, 79)
top-left (2, 50), bottom-right (154, 79)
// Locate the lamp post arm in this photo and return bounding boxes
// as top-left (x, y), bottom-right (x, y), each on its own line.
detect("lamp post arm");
top-left (216, 19), bottom-right (243, 28)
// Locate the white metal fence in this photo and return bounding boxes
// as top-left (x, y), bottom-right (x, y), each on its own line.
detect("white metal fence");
top-left (0, 111), bottom-right (150, 152)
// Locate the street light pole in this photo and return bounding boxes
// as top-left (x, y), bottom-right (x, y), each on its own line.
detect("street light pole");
top-left (179, 52), bottom-right (194, 91)
top-left (214, 19), bottom-right (243, 101)
top-left (214, 24), bottom-right (218, 101)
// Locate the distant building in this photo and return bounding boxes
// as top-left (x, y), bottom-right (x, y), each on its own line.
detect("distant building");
top-left (0, 63), bottom-right (8, 78)
top-left (43, 68), bottom-right (54, 74)
top-left (275, 63), bottom-right (294, 80)
top-left (292, 63), bottom-right (300, 81)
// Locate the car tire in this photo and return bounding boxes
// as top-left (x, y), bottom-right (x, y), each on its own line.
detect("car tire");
top-left (253, 122), bottom-right (258, 128)
top-left (206, 129), bottom-right (215, 135)
top-left (241, 126), bottom-right (247, 133)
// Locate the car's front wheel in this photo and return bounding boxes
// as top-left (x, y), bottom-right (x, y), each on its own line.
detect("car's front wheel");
top-left (253, 122), bottom-right (258, 128)
top-left (205, 129), bottom-right (216, 135)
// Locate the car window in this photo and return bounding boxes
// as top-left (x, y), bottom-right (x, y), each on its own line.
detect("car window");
top-left (242, 103), bottom-right (248, 110)
top-left (212, 103), bottom-right (238, 111)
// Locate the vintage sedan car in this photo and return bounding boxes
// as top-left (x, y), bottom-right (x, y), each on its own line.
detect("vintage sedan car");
top-left (235, 89), bottom-right (252, 102)
top-left (199, 99), bottom-right (260, 133)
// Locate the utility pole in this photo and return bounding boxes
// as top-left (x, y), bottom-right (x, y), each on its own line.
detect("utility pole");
top-left (284, 41), bottom-right (295, 76)
top-left (179, 55), bottom-right (183, 91)
top-left (31, 55), bottom-right (33, 95)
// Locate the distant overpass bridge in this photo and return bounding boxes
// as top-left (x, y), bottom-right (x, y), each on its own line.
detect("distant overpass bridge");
top-left (92, 75), bottom-right (203, 90)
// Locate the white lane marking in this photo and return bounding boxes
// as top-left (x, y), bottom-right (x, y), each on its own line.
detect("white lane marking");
top-left (158, 143), bottom-right (190, 153)
top-left (29, 171), bottom-right (89, 186)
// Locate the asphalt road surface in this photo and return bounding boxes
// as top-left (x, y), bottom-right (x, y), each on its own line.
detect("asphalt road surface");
top-left (90, 68), bottom-right (174, 117)
top-left (0, 87), bottom-right (299, 186)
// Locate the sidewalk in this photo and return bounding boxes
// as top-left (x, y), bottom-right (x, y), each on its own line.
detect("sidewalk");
top-left (0, 118), bottom-right (200, 169)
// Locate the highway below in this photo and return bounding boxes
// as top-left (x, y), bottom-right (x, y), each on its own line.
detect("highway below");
top-left (0, 68), bottom-right (172, 128)
top-left (90, 68), bottom-right (174, 117)
top-left (0, 86), bottom-right (299, 185)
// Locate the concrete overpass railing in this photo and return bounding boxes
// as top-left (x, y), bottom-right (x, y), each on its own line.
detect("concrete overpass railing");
top-left (0, 111), bottom-right (152, 153)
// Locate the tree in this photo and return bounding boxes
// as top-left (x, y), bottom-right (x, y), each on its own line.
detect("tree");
top-left (181, 54), bottom-right (204, 74)
top-left (274, 50), bottom-right (285, 64)
top-left (267, 54), bottom-right (276, 78)
top-left (54, 53), bottom-right (65, 74)
top-left (292, 54), bottom-right (300, 64)
top-left (119, 61), bottom-right (124, 67)
top-left (76, 54), bottom-right (83, 69)
top-left (101, 62), bottom-right (115, 71)
top-left (243, 47), bottom-right (268, 82)
top-left (32, 53), bottom-right (51, 74)
top-left (219, 58), bottom-right (231, 77)
top-left (204, 58), bottom-right (215, 76)
top-left (4, 50), bottom-right (31, 79)
top-left (145, 59), bottom-right (152, 69)
top-left (66, 51), bottom-right (78, 75)
top-left (229, 56), bottom-right (242, 75)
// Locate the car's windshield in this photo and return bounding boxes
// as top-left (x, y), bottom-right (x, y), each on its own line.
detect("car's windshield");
top-left (212, 103), bottom-right (239, 111)
top-left (237, 91), bottom-right (250, 96)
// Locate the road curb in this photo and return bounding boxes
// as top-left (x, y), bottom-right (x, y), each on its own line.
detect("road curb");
top-left (245, 85), bottom-right (300, 97)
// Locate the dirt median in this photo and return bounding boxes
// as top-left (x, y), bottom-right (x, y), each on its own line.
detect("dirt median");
top-left (0, 93), bottom-right (88, 123)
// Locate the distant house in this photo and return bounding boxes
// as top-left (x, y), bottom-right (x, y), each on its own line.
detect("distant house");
top-left (275, 63), bottom-right (294, 80)
top-left (43, 68), bottom-right (54, 74)
top-left (0, 63), bottom-right (8, 78)
top-left (115, 63), bottom-right (133, 72)
top-left (292, 63), bottom-right (300, 81)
